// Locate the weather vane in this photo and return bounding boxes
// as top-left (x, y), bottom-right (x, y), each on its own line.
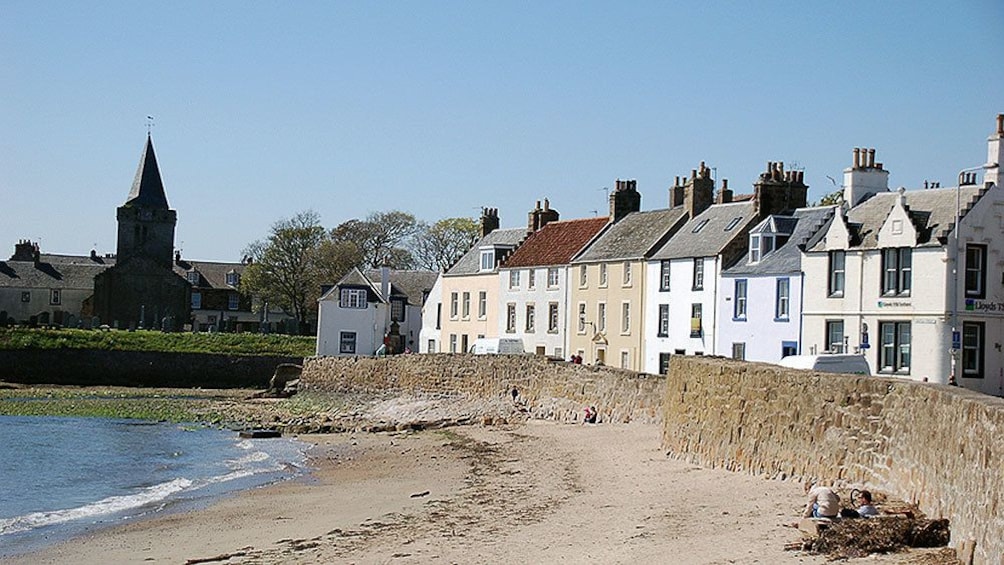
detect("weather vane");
top-left (146, 115), bottom-right (155, 135)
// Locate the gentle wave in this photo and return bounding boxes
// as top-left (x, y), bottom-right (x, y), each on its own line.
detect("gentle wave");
top-left (0, 478), bottom-right (193, 535)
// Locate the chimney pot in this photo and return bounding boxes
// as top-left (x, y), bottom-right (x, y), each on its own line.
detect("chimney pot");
top-left (997, 113), bottom-right (1004, 135)
top-left (691, 169), bottom-right (697, 179)
top-left (853, 148), bottom-right (861, 169)
top-left (722, 179), bottom-right (728, 189)
top-left (868, 148), bottom-right (876, 168)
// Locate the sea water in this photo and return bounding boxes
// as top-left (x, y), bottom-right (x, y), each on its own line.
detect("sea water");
top-left (0, 415), bottom-right (309, 558)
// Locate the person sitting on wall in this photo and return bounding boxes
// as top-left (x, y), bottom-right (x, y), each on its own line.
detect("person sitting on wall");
top-left (856, 490), bottom-right (879, 518)
top-left (802, 481), bottom-right (840, 519)
top-left (583, 406), bottom-right (597, 424)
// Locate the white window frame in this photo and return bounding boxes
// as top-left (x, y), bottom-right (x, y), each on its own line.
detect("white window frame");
top-left (340, 288), bottom-right (367, 309)
top-left (450, 292), bottom-right (459, 319)
top-left (339, 331), bottom-right (356, 354)
top-left (599, 264), bottom-right (608, 287)
top-left (775, 277), bottom-right (790, 320)
top-left (525, 303), bottom-right (536, 333)
top-left (228, 293), bottom-right (239, 311)
top-left (579, 265), bottom-right (587, 287)
top-left (477, 291), bottom-right (487, 319)
top-left (659, 260), bottom-right (671, 291)
top-left (828, 250), bottom-right (846, 297)
top-left (462, 291), bottom-right (470, 319)
top-left (622, 261), bottom-right (632, 286)
top-left (548, 302), bottom-right (559, 333)
top-left (621, 301), bottom-right (631, 335)
top-left (658, 304), bottom-right (669, 337)
top-left (547, 267), bottom-right (559, 288)
top-left (692, 258), bottom-right (704, 291)
top-left (597, 302), bottom-right (606, 332)
top-left (506, 303), bottom-right (517, 333)
top-left (734, 279), bottom-right (747, 320)
top-left (509, 270), bottom-right (520, 289)
top-left (577, 302), bottom-right (586, 334)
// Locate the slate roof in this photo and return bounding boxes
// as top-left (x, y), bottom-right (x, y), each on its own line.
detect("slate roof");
top-left (365, 269), bottom-right (439, 306)
top-left (0, 255), bottom-right (112, 290)
top-left (125, 135), bottom-right (170, 209)
top-left (445, 228), bottom-right (527, 276)
top-left (503, 217), bottom-right (609, 268)
top-left (725, 206), bottom-right (836, 276)
top-left (650, 200), bottom-right (758, 260)
top-left (173, 259), bottom-right (245, 289)
top-left (572, 208), bottom-right (688, 263)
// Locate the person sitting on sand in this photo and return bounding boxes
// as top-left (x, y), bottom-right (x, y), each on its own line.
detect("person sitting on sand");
top-left (802, 481), bottom-right (840, 519)
top-left (856, 490), bottom-right (879, 518)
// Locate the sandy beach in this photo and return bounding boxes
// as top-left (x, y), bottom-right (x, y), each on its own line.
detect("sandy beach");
top-left (13, 421), bottom-right (938, 565)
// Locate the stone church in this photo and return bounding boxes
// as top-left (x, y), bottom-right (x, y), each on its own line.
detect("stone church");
top-left (92, 135), bottom-right (190, 329)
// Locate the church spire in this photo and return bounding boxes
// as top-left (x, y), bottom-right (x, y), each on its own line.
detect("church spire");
top-left (125, 134), bottom-right (170, 209)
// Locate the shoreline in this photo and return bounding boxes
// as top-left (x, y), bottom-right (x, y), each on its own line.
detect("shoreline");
top-left (8, 421), bottom-right (931, 565)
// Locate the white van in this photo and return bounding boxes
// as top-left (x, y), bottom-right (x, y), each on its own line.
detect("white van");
top-left (777, 354), bottom-right (871, 375)
top-left (470, 337), bottom-right (525, 355)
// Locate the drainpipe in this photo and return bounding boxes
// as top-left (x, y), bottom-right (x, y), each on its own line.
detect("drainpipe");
top-left (710, 256), bottom-right (719, 355)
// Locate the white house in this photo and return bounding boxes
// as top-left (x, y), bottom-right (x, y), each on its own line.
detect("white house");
top-left (802, 120), bottom-right (1004, 396)
top-left (716, 206), bottom-right (834, 363)
top-left (497, 213), bottom-right (608, 358)
top-left (316, 267), bottom-right (437, 357)
top-left (418, 274), bottom-right (442, 353)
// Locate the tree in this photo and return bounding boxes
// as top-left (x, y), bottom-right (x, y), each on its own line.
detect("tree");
top-left (330, 211), bottom-right (421, 268)
top-left (412, 217), bottom-right (479, 271)
top-left (815, 188), bottom-right (843, 207)
top-left (241, 211), bottom-right (326, 333)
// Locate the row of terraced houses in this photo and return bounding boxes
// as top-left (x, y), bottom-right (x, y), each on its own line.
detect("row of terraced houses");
top-left (391, 115), bottom-right (1002, 397)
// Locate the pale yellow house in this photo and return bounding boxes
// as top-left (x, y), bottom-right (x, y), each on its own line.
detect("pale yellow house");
top-left (439, 208), bottom-right (527, 353)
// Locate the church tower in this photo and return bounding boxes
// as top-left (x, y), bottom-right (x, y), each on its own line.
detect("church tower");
top-left (115, 134), bottom-right (177, 268)
top-left (93, 135), bottom-right (190, 329)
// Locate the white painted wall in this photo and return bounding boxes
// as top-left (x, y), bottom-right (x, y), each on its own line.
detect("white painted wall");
top-left (316, 295), bottom-right (387, 357)
top-left (497, 266), bottom-right (568, 357)
top-left (716, 274), bottom-right (803, 362)
top-left (643, 256), bottom-right (719, 373)
top-left (419, 275), bottom-right (442, 353)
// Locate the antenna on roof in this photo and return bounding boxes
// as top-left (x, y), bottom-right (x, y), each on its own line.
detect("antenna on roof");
top-left (146, 115), bottom-right (155, 135)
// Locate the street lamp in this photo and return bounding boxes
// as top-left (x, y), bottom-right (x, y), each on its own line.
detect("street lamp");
top-left (950, 165), bottom-right (987, 385)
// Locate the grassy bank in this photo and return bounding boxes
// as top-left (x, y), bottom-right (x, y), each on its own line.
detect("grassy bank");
top-left (0, 328), bottom-right (316, 357)
top-left (0, 385), bottom-right (352, 430)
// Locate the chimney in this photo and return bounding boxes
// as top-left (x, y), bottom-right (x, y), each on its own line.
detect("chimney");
top-left (480, 207), bottom-right (500, 237)
top-left (716, 179), bottom-right (733, 204)
top-left (670, 176), bottom-right (685, 208)
top-left (527, 198), bottom-right (560, 232)
top-left (380, 265), bottom-right (390, 300)
top-left (610, 179), bottom-right (641, 222)
top-left (11, 239), bottom-right (36, 261)
top-left (986, 113), bottom-right (1004, 187)
top-left (754, 160), bottom-right (809, 216)
top-left (842, 147), bottom-right (890, 206)
top-left (682, 161), bottom-right (715, 218)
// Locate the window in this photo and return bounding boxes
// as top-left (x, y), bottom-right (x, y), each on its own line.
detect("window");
top-left (528, 269), bottom-right (536, 289)
top-left (478, 291), bottom-right (487, 318)
top-left (548, 302), bottom-right (559, 333)
top-left (724, 217), bottom-right (742, 231)
top-left (462, 292), bottom-right (470, 318)
top-left (599, 264), bottom-right (608, 287)
top-left (692, 258), bottom-right (704, 290)
top-left (191, 292), bottom-right (202, 310)
top-left (450, 292), bottom-right (459, 318)
top-left (965, 245), bottom-right (987, 298)
top-left (962, 322), bottom-right (985, 378)
top-left (775, 278), bottom-right (790, 320)
top-left (690, 303), bottom-right (702, 337)
top-left (226, 271), bottom-right (240, 286)
top-left (577, 303), bottom-right (586, 333)
top-left (461, 334), bottom-right (469, 353)
top-left (436, 303), bottom-right (442, 329)
top-left (826, 320), bottom-right (844, 353)
top-left (658, 304), bottom-right (669, 337)
top-left (509, 270), bottom-right (520, 289)
top-left (506, 303), bottom-right (516, 333)
top-left (21, 291), bottom-right (30, 303)
top-left (659, 260), bottom-right (671, 291)
top-left (781, 341), bottom-right (798, 358)
top-left (449, 334), bottom-right (457, 353)
top-left (750, 235), bottom-right (761, 263)
top-left (340, 288), bottom-right (367, 309)
top-left (879, 321), bottom-right (911, 373)
top-left (828, 251), bottom-right (845, 297)
top-left (597, 302), bottom-right (606, 332)
top-left (187, 270), bottom-right (199, 284)
top-left (732, 343), bottom-right (746, 360)
top-left (525, 304), bottom-right (536, 332)
top-left (881, 248), bottom-right (912, 296)
top-left (391, 299), bottom-right (405, 321)
top-left (480, 250), bottom-right (494, 271)
top-left (228, 294), bottom-right (239, 311)
top-left (49, 289), bottom-right (61, 306)
top-left (734, 280), bottom-right (747, 320)
top-left (427, 339), bottom-right (436, 353)
top-left (339, 331), bottom-right (356, 354)
top-left (579, 265), bottom-right (587, 287)
top-left (658, 353), bottom-right (671, 375)
top-left (692, 219), bottom-right (709, 233)
top-left (622, 261), bottom-right (632, 286)
top-left (621, 302), bottom-right (631, 334)
top-left (620, 351), bottom-right (630, 369)
top-left (547, 267), bottom-right (559, 288)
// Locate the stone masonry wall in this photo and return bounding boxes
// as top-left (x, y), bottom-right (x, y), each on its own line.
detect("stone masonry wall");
top-left (302, 354), bottom-right (665, 424)
top-left (664, 356), bottom-right (1004, 565)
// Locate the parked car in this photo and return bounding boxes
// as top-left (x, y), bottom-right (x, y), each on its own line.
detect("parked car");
top-left (777, 354), bottom-right (871, 375)
top-left (469, 337), bottom-right (525, 355)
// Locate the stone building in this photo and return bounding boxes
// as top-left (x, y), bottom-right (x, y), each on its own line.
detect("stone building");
top-left (92, 135), bottom-right (190, 329)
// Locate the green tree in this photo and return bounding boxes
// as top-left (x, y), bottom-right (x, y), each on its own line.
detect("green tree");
top-left (815, 188), bottom-right (843, 206)
top-left (329, 211), bottom-right (421, 268)
top-left (241, 211), bottom-right (326, 333)
top-left (412, 217), bottom-right (479, 271)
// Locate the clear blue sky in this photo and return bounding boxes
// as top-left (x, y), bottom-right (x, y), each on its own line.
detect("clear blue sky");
top-left (2, 1), bottom-right (1002, 261)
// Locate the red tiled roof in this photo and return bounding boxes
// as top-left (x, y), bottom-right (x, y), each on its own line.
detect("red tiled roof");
top-left (503, 217), bottom-right (609, 268)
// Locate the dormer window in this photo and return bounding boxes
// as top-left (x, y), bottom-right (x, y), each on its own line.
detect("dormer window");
top-left (478, 244), bottom-right (514, 272)
top-left (186, 270), bottom-right (200, 284)
top-left (340, 288), bottom-right (367, 309)
top-left (480, 250), bottom-right (495, 271)
top-left (226, 271), bottom-right (240, 286)
top-left (750, 234), bottom-right (775, 263)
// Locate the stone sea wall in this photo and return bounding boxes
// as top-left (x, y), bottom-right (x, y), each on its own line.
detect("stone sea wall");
top-left (0, 349), bottom-right (301, 388)
top-left (302, 354), bottom-right (665, 424)
top-left (663, 356), bottom-right (1004, 565)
